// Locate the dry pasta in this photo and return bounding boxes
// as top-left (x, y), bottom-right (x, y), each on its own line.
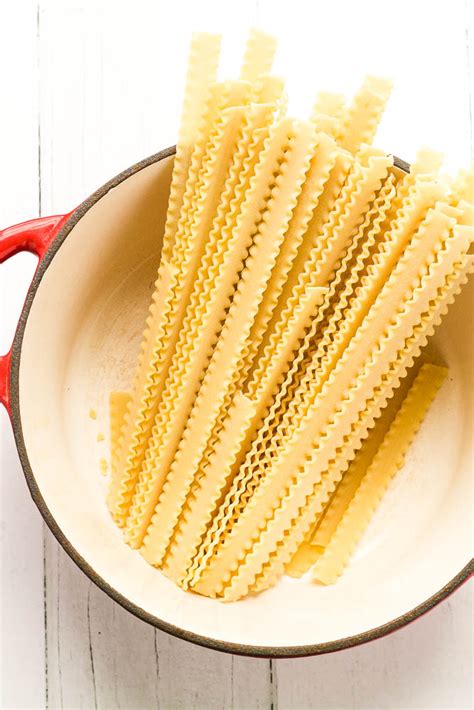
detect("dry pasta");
top-left (107, 31), bottom-right (473, 601)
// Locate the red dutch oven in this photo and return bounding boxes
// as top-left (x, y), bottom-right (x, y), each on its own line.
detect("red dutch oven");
top-left (1, 147), bottom-right (472, 656)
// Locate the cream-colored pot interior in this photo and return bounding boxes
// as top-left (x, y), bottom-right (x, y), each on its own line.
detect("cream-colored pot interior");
top-left (18, 153), bottom-right (472, 650)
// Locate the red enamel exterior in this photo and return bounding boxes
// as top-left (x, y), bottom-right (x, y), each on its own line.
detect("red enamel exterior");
top-left (0, 213), bottom-right (71, 413)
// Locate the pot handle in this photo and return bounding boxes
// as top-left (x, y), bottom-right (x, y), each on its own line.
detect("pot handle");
top-left (0, 213), bottom-right (71, 414)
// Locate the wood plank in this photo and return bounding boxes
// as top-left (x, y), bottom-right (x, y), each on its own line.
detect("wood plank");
top-left (154, 632), bottom-right (271, 709)
top-left (0, 3), bottom-right (45, 709)
top-left (274, 582), bottom-right (473, 710)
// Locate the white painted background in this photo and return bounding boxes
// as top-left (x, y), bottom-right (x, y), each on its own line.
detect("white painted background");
top-left (0, 1), bottom-right (472, 708)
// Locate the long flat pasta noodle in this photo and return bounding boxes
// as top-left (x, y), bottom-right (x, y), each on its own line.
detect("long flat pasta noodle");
top-left (108, 81), bottom-right (251, 525)
top-left (240, 29), bottom-right (277, 84)
top-left (312, 364), bottom-right (447, 584)
top-left (219, 223), bottom-right (470, 601)
top-left (253, 75), bottom-right (286, 114)
top-left (285, 542), bottom-right (322, 578)
top-left (311, 92), bottom-right (345, 138)
top-left (338, 76), bottom-right (393, 154)
top-left (124, 103), bottom-right (279, 547)
top-left (109, 392), bottom-right (132, 480)
top-left (251, 256), bottom-right (472, 594)
top-left (200, 208), bottom-right (466, 598)
top-left (140, 119), bottom-right (318, 565)
top-left (451, 166), bottom-right (474, 206)
top-left (161, 33), bottom-right (222, 264)
top-left (308, 369), bottom-right (413, 548)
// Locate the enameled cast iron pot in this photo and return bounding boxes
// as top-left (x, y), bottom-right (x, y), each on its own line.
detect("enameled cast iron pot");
top-left (1, 147), bottom-right (472, 657)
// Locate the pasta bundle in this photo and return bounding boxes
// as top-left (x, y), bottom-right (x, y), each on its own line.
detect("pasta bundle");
top-left (107, 31), bottom-right (473, 601)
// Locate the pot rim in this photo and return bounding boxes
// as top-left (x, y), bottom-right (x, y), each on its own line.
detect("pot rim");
top-left (8, 146), bottom-right (473, 658)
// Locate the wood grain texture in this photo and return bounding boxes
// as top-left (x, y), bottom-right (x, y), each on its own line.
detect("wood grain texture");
top-left (0, 4), bottom-right (45, 710)
top-left (1, 0), bottom-right (473, 708)
top-left (275, 582), bottom-right (474, 710)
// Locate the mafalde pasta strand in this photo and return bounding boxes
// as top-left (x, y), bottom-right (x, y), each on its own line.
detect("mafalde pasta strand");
top-left (124, 102), bottom-right (280, 547)
top-left (195, 207), bottom-right (466, 598)
top-left (108, 80), bottom-right (251, 525)
top-left (140, 120), bottom-right (318, 566)
top-left (240, 29), bottom-right (277, 84)
top-left (284, 543), bottom-right (322, 578)
top-left (311, 92), bottom-right (346, 138)
top-left (338, 76), bottom-right (393, 154)
top-left (312, 364), bottom-right (447, 584)
top-left (162, 33), bottom-right (222, 264)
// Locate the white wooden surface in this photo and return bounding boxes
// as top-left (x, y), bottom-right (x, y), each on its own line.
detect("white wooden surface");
top-left (1, 1), bottom-right (472, 708)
